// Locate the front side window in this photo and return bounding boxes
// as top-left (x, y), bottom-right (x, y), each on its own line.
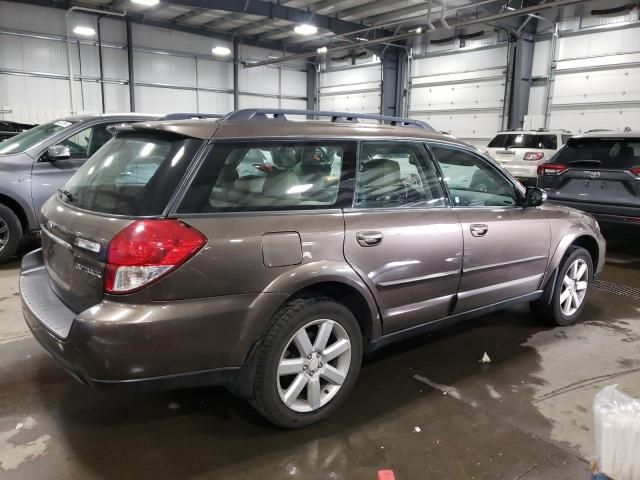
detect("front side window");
top-left (429, 143), bottom-right (520, 207)
top-left (61, 133), bottom-right (203, 216)
top-left (0, 119), bottom-right (77, 155)
top-left (354, 142), bottom-right (445, 208)
top-left (60, 123), bottom-right (117, 158)
top-left (178, 142), bottom-right (353, 213)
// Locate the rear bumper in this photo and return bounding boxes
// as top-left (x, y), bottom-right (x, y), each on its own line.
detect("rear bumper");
top-left (546, 199), bottom-right (640, 226)
top-left (20, 249), bottom-right (285, 392)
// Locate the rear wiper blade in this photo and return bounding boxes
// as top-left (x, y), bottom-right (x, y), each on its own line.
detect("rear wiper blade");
top-left (57, 189), bottom-right (74, 202)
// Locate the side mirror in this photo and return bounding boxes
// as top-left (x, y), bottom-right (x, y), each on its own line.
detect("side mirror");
top-left (524, 186), bottom-right (547, 208)
top-left (44, 144), bottom-right (70, 162)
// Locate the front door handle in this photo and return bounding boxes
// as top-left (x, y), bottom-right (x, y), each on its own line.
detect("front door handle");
top-left (470, 224), bottom-right (489, 237)
top-left (356, 231), bottom-right (383, 247)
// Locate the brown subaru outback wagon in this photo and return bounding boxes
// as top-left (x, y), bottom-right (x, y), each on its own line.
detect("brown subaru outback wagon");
top-left (21, 109), bottom-right (605, 428)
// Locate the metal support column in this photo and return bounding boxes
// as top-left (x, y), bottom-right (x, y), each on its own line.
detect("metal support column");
top-left (233, 37), bottom-right (240, 110)
top-left (306, 63), bottom-right (318, 111)
top-left (381, 50), bottom-right (400, 117)
top-left (126, 19), bottom-right (136, 112)
top-left (508, 34), bottom-right (535, 129)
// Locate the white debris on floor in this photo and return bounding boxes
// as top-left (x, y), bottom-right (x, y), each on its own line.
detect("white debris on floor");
top-left (413, 426), bottom-right (422, 433)
top-left (479, 352), bottom-right (491, 364)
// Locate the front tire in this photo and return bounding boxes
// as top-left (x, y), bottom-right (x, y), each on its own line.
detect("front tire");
top-left (532, 246), bottom-right (593, 326)
top-left (0, 203), bottom-right (22, 264)
top-left (251, 296), bottom-right (363, 429)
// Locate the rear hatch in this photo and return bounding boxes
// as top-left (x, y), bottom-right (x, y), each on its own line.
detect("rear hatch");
top-left (40, 130), bottom-right (205, 313)
top-left (487, 133), bottom-right (558, 175)
top-left (539, 136), bottom-right (640, 208)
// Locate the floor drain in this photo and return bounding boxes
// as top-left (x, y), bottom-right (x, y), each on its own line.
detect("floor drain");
top-left (593, 280), bottom-right (640, 302)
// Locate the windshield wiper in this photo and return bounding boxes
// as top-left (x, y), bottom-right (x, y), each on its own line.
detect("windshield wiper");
top-left (57, 189), bottom-right (74, 202)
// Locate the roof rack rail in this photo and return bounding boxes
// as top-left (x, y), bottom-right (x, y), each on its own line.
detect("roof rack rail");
top-left (222, 108), bottom-right (435, 131)
top-left (159, 113), bottom-right (224, 121)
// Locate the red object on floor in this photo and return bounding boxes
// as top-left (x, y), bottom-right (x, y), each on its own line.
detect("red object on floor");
top-left (377, 470), bottom-right (396, 480)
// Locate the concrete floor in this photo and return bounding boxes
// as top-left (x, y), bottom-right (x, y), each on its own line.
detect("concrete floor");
top-left (1, 227), bottom-right (639, 480)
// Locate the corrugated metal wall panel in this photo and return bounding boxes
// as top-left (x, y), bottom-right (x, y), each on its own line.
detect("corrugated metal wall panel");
top-left (0, 0), bottom-right (301, 121)
top-left (410, 44), bottom-right (508, 146)
top-left (318, 61), bottom-right (382, 114)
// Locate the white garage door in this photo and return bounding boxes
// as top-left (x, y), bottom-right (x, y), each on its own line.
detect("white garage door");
top-left (409, 44), bottom-right (508, 148)
top-left (547, 25), bottom-right (640, 133)
top-left (318, 62), bottom-right (382, 114)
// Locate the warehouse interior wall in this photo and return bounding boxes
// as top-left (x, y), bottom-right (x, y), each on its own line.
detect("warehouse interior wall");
top-left (1, 0), bottom-right (638, 137)
top-left (0, 1), bottom-right (306, 123)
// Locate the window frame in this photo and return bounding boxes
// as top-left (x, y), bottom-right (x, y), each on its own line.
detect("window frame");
top-left (426, 141), bottom-right (526, 210)
top-left (172, 138), bottom-right (358, 217)
top-left (351, 139), bottom-right (450, 211)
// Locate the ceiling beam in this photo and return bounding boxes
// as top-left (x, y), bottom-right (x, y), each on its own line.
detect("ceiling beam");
top-left (159, 0), bottom-right (395, 37)
top-left (6, 0), bottom-right (308, 53)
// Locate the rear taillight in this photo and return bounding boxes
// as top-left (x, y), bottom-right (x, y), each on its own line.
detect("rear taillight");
top-left (537, 164), bottom-right (567, 176)
top-left (524, 151), bottom-right (545, 161)
top-left (630, 166), bottom-right (640, 177)
top-left (104, 220), bottom-right (206, 294)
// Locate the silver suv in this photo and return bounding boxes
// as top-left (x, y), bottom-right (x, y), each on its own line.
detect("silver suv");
top-left (485, 129), bottom-right (572, 185)
top-left (0, 113), bottom-right (157, 262)
top-left (21, 109), bottom-right (605, 428)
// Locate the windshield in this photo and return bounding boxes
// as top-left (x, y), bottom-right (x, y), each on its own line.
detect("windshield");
top-left (488, 133), bottom-right (557, 150)
top-left (553, 138), bottom-right (640, 169)
top-left (0, 119), bottom-right (77, 155)
top-left (59, 133), bottom-right (203, 216)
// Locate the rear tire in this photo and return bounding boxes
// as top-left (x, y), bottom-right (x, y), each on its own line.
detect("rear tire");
top-left (531, 246), bottom-right (593, 326)
top-left (0, 203), bottom-right (22, 264)
top-left (251, 296), bottom-right (363, 429)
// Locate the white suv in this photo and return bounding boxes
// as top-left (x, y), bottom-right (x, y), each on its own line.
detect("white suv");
top-left (485, 129), bottom-right (572, 185)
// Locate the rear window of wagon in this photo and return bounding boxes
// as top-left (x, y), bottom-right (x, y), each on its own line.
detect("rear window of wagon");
top-left (59, 133), bottom-right (204, 216)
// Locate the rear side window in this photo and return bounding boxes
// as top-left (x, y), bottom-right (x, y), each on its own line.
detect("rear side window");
top-left (178, 142), bottom-right (355, 213)
top-left (488, 134), bottom-right (557, 150)
top-left (355, 141), bottom-right (446, 208)
top-left (60, 133), bottom-right (203, 216)
top-left (554, 138), bottom-right (640, 169)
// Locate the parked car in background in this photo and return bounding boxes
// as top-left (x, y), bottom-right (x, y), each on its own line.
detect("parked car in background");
top-left (21, 109), bottom-right (605, 429)
top-left (485, 129), bottom-right (572, 185)
top-left (538, 131), bottom-right (640, 226)
top-left (0, 120), bottom-right (34, 141)
top-left (0, 113), bottom-right (157, 262)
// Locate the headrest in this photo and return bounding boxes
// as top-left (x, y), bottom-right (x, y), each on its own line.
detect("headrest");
top-left (360, 159), bottom-right (401, 187)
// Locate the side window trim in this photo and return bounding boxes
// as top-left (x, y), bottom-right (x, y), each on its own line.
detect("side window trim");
top-left (427, 141), bottom-right (525, 209)
top-left (352, 139), bottom-right (447, 210)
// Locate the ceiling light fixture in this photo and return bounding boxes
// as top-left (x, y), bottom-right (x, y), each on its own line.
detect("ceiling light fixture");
top-left (211, 46), bottom-right (231, 56)
top-left (132, 0), bottom-right (160, 6)
top-left (295, 24), bottom-right (318, 35)
top-left (355, 37), bottom-right (368, 41)
top-left (316, 46), bottom-right (328, 54)
top-left (73, 26), bottom-right (96, 36)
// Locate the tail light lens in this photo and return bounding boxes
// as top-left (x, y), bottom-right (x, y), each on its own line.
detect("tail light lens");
top-left (537, 164), bottom-right (567, 176)
top-left (105, 220), bottom-right (206, 294)
top-left (524, 151), bottom-right (545, 161)
top-left (630, 166), bottom-right (640, 177)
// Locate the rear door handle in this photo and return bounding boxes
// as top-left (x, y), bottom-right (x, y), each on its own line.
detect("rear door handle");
top-left (470, 224), bottom-right (488, 237)
top-left (356, 231), bottom-right (383, 247)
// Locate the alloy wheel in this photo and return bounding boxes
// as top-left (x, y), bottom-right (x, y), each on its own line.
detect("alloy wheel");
top-left (0, 218), bottom-right (9, 252)
top-left (560, 258), bottom-right (589, 316)
top-left (277, 319), bottom-right (352, 413)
